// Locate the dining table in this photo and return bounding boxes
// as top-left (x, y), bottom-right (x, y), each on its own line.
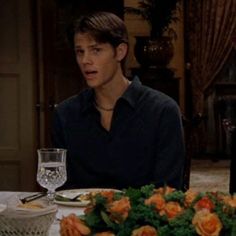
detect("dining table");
top-left (0, 191), bottom-right (86, 236)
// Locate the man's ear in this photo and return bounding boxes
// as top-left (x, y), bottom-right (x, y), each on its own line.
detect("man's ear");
top-left (116, 43), bottom-right (128, 61)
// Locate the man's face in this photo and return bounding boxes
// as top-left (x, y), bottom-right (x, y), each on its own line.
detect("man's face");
top-left (74, 32), bottom-right (121, 89)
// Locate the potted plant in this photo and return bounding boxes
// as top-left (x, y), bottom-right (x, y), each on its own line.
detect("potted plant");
top-left (125, 0), bottom-right (180, 68)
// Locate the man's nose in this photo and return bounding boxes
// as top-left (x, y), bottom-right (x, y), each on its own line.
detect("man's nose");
top-left (81, 52), bottom-right (92, 64)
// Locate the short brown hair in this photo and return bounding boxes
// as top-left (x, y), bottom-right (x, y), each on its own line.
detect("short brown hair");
top-left (74, 11), bottom-right (129, 48)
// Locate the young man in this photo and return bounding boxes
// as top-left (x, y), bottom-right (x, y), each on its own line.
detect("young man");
top-left (52, 11), bottom-right (185, 190)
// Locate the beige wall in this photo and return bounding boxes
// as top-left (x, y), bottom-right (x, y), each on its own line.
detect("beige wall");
top-left (124, 0), bottom-right (185, 111)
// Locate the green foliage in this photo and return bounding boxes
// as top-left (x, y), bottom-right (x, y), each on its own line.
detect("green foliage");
top-left (94, 194), bottom-right (107, 206)
top-left (215, 203), bottom-right (235, 230)
top-left (167, 226), bottom-right (196, 236)
top-left (128, 203), bottom-right (162, 228)
top-left (84, 210), bottom-right (104, 228)
top-left (164, 190), bottom-right (185, 205)
top-left (231, 221), bottom-right (236, 236)
top-left (100, 211), bottom-right (115, 228)
top-left (169, 208), bottom-right (194, 228)
top-left (124, 187), bottom-right (143, 203)
top-left (140, 183), bottom-right (155, 197)
top-left (124, 184), bottom-right (155, 205)
top-left (84, 194), bottom-right (110, 231)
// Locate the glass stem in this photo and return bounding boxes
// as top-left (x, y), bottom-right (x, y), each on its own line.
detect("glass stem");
top-left (47, 190), bottom-right (55, 204)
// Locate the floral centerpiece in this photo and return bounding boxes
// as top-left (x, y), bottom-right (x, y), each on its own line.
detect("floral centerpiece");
top-left (60, 185), bottom-right (236, 236)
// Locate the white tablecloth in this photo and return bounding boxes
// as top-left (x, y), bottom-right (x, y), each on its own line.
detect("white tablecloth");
top-left (0, 191), bottom-right (85, 236)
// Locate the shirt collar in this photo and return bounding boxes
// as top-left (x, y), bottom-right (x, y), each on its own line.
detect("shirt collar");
top-left (121, 76), bottom-right (143, 109)
top-left (81, 76), bottom-right (143, 113)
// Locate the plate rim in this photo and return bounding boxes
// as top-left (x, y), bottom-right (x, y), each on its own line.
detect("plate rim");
top-left (54, 188), bottom-right (120, 207)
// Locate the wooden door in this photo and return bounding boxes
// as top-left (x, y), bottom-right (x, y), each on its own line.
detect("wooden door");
top-left (0, 0), bottom-right (37, 191)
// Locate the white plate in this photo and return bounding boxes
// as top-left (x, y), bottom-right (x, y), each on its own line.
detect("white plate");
top-left (54, 188), bottom-right (120, 207)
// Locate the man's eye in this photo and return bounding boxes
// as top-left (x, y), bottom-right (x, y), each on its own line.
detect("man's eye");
top-left (92, 48), bottom-right (101, 54)
top-left (76, 49), bottom-right (84, 56)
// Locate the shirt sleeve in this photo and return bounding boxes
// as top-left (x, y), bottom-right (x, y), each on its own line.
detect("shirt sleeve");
top-left (153, 100), bottom-right (185, 190)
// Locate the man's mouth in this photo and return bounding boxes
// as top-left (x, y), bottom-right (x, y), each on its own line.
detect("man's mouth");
top-left (84, 70), bottom-right (97, 76)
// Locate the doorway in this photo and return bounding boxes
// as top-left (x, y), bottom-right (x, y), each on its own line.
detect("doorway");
top-left (0, 0), bottom-right (37, 191)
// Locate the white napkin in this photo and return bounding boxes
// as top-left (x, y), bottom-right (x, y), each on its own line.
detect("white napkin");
top-left (0, 195), bottom-right (57, 218)
top-left (0, 204), bottom-right (6, 213)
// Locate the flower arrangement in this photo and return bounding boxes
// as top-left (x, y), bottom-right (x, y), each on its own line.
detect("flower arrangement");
top-left (60, 185), bottom-right (236, 236)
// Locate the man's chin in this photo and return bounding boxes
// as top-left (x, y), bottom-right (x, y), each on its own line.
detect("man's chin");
top-left (85, 80), bottom-right (98, 88)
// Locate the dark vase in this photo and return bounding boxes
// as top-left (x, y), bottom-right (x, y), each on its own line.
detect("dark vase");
top-left (134, 36), bottom-right (174, 68)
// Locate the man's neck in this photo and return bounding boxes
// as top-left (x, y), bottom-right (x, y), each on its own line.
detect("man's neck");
top-left (94, 76), bottom-right (130, 108)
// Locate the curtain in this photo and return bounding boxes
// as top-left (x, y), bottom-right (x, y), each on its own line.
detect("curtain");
top-left (186, 0), bottom-right (236, 114)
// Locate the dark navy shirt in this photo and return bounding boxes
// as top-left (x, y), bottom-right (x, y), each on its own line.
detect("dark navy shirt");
top-left (52, 77), bottom-right (185, 190)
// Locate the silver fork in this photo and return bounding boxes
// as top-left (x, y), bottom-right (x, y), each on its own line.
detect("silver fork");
top-left (68, 193), bottom-right (84, 201)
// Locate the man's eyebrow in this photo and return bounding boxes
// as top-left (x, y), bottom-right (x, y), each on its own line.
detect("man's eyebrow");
top-left (74, 43), bottom-right (101, 50)
top-left (89, 43), bottom-right (102, 48)
top-left (74, 45), bottom-right (82, 50)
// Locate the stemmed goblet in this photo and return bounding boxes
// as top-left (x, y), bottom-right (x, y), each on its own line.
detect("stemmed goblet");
top-left (37, 148), bottom-right (67, 203)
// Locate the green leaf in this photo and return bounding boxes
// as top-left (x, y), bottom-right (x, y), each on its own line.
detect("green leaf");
top-left (231, 221), bottom-right (236, 236)
top-left (100, 210), bottom-right (114, 227)
top-left (164, 191), bottom-right (185, 205)
top-left (85, 211), bottom-right (101, 228)
top-left (140, 184), bottom-right (155, 197)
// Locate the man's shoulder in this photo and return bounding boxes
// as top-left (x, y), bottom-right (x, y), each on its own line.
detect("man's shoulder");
top-left (56, 89), bottom-right (90, 112)
top-left (131, 76), bottom-right (177, 107)
top-left (140, 85), bottom-right (178, 107)
top-left (58, 94), bottom-right (79, 108)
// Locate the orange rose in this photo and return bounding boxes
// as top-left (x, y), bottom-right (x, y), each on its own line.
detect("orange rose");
top-left (195, 196), bottom-right (215, 212)
top-left (222, 195), bottom-right (236, 208)
top-left (95, 232), bottom-right (115, 236)
top-left (145, 193), bottom-right (166, 211)
top-left (108, 196), bottom-right (131, 222)
top-left (85, 191), bottom-right (115, 213)
top-left (60, 213), bottom-right (91, 236)
top-left (163, 201), bottom-right (183, 219)
top-left (220, 195), bottom-right (236, 214)
top-left (100, 191), bottom-right (115, 203)
top-left (192, 209), bottom-right (222, 236)
top-left (131, 225), bottom-right (158, 236)
top-left (184, 189), bottom-right (198, 207)
top-left (154, 186), bottom-right (175, 195)
top-left (215, 192), bottom-right (227, 202)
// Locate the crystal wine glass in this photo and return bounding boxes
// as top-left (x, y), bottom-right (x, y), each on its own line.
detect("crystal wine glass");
top-left (37, 148), bottom-right (67, 203)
